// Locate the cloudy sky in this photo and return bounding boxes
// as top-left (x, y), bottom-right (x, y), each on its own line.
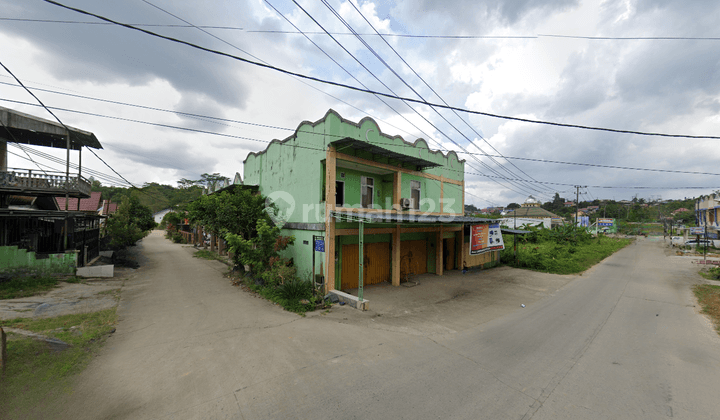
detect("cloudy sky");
top-left (1, 0), bottom-right (719, 208)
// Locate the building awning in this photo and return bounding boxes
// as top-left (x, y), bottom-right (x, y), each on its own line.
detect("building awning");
top-left (0, 105), bottom-right (102, 150)
top-left (332, 210), bottom-right (494, 224)
top-left (330, 138), bottom-right (441, 170)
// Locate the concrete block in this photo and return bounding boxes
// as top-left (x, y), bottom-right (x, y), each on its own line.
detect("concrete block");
top-left (99, 251), bottom-right (114, 258)
top-left (77, 265), bottom-right (114, 278)
top-left (329, 290), bottom-right (369, 311)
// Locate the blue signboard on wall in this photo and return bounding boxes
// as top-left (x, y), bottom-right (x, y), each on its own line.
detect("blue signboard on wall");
top-left (314, 239), bottom-right (325, 252)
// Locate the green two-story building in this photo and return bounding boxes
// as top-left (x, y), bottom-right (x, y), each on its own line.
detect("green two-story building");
top-left (243, 110), bottom-right (498, 294)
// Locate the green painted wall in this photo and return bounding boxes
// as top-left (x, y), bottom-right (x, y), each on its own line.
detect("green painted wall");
top-left (243, 110), bottom-right (467, 282)
top-left (278, 229), bottom-right (324, 282)
top-left (0, 246), bottom-right (76, 274)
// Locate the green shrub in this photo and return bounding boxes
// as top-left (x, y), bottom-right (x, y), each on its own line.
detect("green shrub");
top-left (171, 231), bottom-right (185, 243)
top-left (259, 260), bottom-right (297, 288)
top-left (277, 277), bottom-right (313, 301)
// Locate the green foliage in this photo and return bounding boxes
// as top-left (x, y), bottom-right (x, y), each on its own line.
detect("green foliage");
top-left (502, 228), bottom-right (631, 274)
top-left (225, 219), bottom-right (294, 272)
top-left (703, 267), bottom-right (720, 280)
top-left (171, 231), bottom-right (185, 243)
top-left (0, 309), bottom-right (118, 416)
top-left (193, 249), bottom-right (224, 261)
top-left (0, 269), bottom-right (59, 299)
top-left (92, 182), bottom-right (203, 214)
top-left (187, 187), bottom-right (271, 239)
top-left (242, 273), bottom-right (317, 315)
top-left (259, 259), bottom-right (297, 288)
top-left (521, 224), bottom-right (593, 245)
top-left (105, 195), bottom-right (156, 250)
top-left (162, 211), bottom-right (185, 232)
top-left (277, 277), bottom-right (313, 301)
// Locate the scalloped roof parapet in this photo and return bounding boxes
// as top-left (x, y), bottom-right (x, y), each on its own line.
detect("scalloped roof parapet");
top-left (243, 109), bottom-right (464, 165)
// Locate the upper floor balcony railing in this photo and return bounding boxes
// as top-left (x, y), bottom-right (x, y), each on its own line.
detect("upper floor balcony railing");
top-left (0, 167), bottom-right (91, 198)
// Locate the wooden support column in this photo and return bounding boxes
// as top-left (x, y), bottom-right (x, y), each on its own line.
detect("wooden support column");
top-left (210, 232), bottom-right (216, 252)
top-left (392, 223), bottom-right (401, 286)
top-left (325, 145), bottom-right (337, 293)
top-left (436, 227), bottom-right (443, 276)
top-left (461, 180), bottom-right (465, 214)
top-left (0, 140), bottom-right (7, 171)
top-left (393, 171), bottom-right (401, 210)
top-left (1, 327), bottom-right (6, 375)
top-left (460, 226), bottom-right (465, 270)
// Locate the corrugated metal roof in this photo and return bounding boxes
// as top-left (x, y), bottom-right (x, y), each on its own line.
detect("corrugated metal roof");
top-left (331, 210), bottom-right (494, 224)
top-left (330, 138), bottom-right (441, 169)
top-left (0, 105), bottom-right (102, 150)
top-left (56, 191), bottom-right (102, 212)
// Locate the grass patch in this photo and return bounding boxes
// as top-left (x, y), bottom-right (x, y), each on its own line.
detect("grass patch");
top-left (693, 284), bottom-right (720, 334)
top-left (0, 308), bottom-right (118, 417)
top-left (699, 267), bottom-right (720, 281)
top-left (193, 249), bottom-right (225, 262)
top-left (502, 235), bottom-right (632, 274)
top-left (0, 272), bottom-right (59, 300)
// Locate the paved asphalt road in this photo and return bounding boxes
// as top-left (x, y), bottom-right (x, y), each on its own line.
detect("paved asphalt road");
top-left (48, 232), bottom-right (720, 419)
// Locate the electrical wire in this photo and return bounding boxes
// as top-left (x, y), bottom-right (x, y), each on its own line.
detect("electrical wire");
top-left (7, 17), bottom-right (720, 41)
top-left (40, 0), bottom-right (720, 140)
top-left (286, 0), bottom-right (544, 199)
top-left (342, 0), bottom-right (551, 195)
top-left (5, 82), bottom-right (718, 179)
top-left (4, 97), bottom-right (716, 193)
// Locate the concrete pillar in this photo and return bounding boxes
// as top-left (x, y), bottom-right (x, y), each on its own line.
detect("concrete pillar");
top-left (325, 145), bottom-right (337, 293)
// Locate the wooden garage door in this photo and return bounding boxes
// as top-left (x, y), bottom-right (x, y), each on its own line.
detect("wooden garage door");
top-left (341, 242), bottom-right (391, 289)
top-left (401, 240), bottom-right (427, 276)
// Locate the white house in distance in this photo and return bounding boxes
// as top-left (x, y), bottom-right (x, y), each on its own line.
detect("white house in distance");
top-left (696, 192), bottom-right (719, 239)
top-left (154, 208), bottom-right (172, 225)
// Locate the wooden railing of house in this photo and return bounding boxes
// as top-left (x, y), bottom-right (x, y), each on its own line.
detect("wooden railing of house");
top-left (0, 168), bottom-right (91, 196)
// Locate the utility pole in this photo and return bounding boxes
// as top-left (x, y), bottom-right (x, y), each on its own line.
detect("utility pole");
top-left (575, 185), bottom-right (586, 227)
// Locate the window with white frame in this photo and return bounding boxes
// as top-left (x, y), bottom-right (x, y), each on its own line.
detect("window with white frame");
top-left (410, 180), bottom-right (421, 210)
top-left (361, 176), bottom-right (374, 208)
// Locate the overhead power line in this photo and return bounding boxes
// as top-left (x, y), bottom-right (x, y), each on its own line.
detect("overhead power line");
top-left (41, 0), bottom-right (720, 140)
top-left (6, 97), bottom-right (719, 185)
top-left (7, 17), bottom-right (720, 41)
top-left (342, 0), bottom-right (550, 195)
top-left (5, 98), bottom-right (717, 193)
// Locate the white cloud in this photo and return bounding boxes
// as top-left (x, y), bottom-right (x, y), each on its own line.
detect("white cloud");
top-left (0, 0), bottom-right (717, 206)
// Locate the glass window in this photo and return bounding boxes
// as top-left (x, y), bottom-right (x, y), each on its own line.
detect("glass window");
top-left (361, 176), bottom-right (374, 208)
